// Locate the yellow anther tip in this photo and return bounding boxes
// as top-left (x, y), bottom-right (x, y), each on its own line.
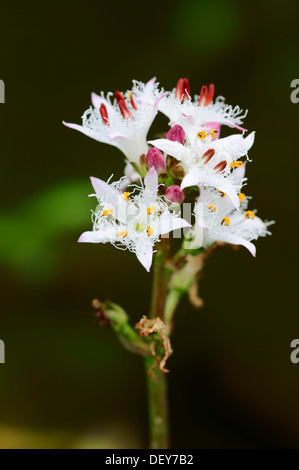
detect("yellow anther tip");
top-left (221, 217), bottom-right (230, 226)
top-left (123, 192), bottom-right (130, 201)
top-left (146, 226), bottom-right (154, 237)
top-left (245, 210), bottom-right (255, 220)
top-left (117, 230), bottom-right (128, 238)
top-left (238, 193), bottom-right (245, 202)
top-left (147, 206), bottom-right (157, 215)
top-left (230, 161), bottom-right (243, 169)
top-left (197, 131), bottom-right (207, 139)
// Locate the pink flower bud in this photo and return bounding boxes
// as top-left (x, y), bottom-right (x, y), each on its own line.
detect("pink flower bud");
top-left (166, 125), bottom-right (185, 144)
top-left (165, 185), bottom-right (185, 204)
top-left (146, 148), bottom-right (166, 173)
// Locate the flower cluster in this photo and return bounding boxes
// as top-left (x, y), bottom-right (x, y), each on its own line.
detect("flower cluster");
top-left (64, 77), bottom-right (272, 270)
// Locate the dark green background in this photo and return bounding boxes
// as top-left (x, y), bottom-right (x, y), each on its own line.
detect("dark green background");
top-left (0, 0), bottom-right (298, 448)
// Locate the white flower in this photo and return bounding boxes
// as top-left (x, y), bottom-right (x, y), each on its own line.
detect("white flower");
top-left (159, 81), bottom-right (247, 142)
top-left (78, 168), bottom-right (191, 271)
top-left (63, 78), bottom-right (164, 165)
top-left (188, 186), bottom-right (273, 256)
top-left (149, 132), bottom-right (255, 208)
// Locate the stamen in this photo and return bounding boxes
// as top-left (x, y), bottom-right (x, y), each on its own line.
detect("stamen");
top-left (213, 160), bottom-right (227, 173)
top-left (117, 230), bottom-right (128, 238)
top-left (146, 226), bottom-right (154, 237)
top-left (207, 129), bottom-right (218, 138)
top-left (100, 103), bottom-right (109, 126)
top-left (123, 192), bottom-right (130, 201)
top-left (207, 204), bottom-right (217, 212)
top-left (102, 208), bottom-right (113, 216)
top-left (175, 78), bottom-right (190, 101)
top-left (238, 193), bottom-right (245, 202)
top-left (245, 210), bottom-right (255, 220)
top-left (197, 131), bottom-right (207, 140)
top-left (230, 161), bottom-right (243, 169)
top-left (202, 148), bottom-right (215, 164)
top-left (115, 91), bottom-right (132, 119)
top-left (221, 217), bottom-right (230, 226)
top-left (218, 191), bottom-right (226, 198)
top-left (198, 85), bottom-right (207, 106)
top-left (147, 206), bottom-right (157, 215)
top-left (129, 91), bottom-right (138, 110)
top-left (198, 83), bottom-right (215, 106)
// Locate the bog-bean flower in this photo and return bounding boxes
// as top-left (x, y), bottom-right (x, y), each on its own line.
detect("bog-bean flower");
top-left (78, 167), bottom-right (191, 271)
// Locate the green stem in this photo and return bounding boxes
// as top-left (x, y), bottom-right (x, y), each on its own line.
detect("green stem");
top-left (164, 289), bottom-right (182, 328)
top-left (145, 236), bottom-right (170, 449)
top-left (150, 237), bottom-right (169, 320)
top-left (145, 356), bottom-right (169, 449)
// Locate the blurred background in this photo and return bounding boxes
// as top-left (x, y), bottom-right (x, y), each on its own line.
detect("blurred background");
top-left (0, 0), bottom-right (298, 449)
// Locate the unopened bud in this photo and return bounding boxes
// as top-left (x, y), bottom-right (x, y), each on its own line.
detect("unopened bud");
top-left (166, 125), bottom-right (185, 144)
top-left (165, 185), bottom-right (185, 204)
top-left (146, 148), bottom-right (166, 173)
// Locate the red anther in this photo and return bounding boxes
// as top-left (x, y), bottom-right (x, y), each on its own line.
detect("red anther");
top-left (175, 78), bottom-right (190, 101)
top-left (207, 84), bottom-right (215, 105)
top-left (129, 91), bottom-right (138, 110)
top-left (99, 103), bottom-right (109, 126)
top-left (213, 160), bottom-right (227, 173)
top-left (115, 91), bottom-right (132, 119)
top-left (198, 85), bottom-right (207, 106)
top-left (198, 84), bottom-right (214, 106)
top-left (202, 148), bottom-right (215, 164)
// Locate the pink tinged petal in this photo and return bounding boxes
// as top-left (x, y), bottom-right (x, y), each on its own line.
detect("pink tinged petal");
top-left (144, 167), bottom-right (158, 194)
top-left (135, 239), bottom-right (153, 272)
top-left (153, 92), bottom-right (166, 113)
top-left (78, 231), bottom-right (107, 243)
top-left (91, 93), bottom-right (109, 110)
top-left (90, 176), bottom-right (120, 207)
top-left (222, 120), bottom-right (247, 132)
top-left (145, 77), bottom-right (156, 90)
top-left (90, 176), bottom-right (109, 196)
top-left (63, 121), bottom-right (103, 142)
